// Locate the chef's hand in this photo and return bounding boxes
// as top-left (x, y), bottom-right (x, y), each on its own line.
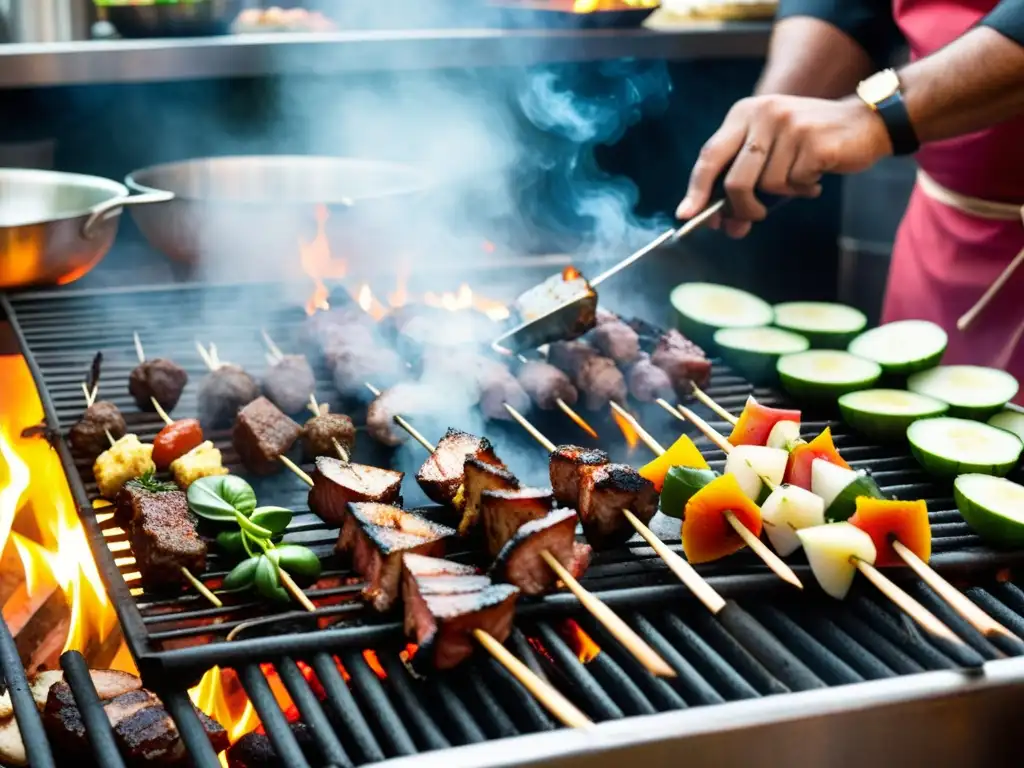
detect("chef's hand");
top-left (676, 95), bottom-right (893, 238)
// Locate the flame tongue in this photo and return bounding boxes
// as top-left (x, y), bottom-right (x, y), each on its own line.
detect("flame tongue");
top-left (300, 205), bottom-right (347, 316)
top-left (611, 406), bottom-right (640, 452)
top-left (561, 619), bottom-right (601, 663)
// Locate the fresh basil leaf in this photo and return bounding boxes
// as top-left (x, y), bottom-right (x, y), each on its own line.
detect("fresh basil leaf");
top-left (223, 556), bottom-right (260, 591)
top-left (216, 531), bottom-right (246, 557)
top-left (254, 555), bottom-right (289, 603)
top-left (250, 506), bottom-right (293, 535)
top-left (220, 475), bottom-right (257, 515)
top-left (187, 476), bottom-right (240, 522)
top-left (275, 545), bottom-right (321, 580)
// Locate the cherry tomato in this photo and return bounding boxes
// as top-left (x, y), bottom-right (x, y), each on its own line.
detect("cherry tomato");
top-left (153, 419), bottom-right (204, 469)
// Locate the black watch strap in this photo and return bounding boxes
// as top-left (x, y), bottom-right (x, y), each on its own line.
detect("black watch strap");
top-left (875, 91), bottom-right (920, 156)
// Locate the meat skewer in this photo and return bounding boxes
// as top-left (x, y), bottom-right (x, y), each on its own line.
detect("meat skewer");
top-left (194, 341), bottom-right (261, 428)
top-left (515, 355), bottom-right (598, 439)
top-left (259, 329), bottom-right (317, 415)
top-left (130, 331), bottom-right (189, 413)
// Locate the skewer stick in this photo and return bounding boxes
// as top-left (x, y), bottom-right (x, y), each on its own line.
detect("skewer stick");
top-left (331, 438), bottom-right (350, 464)
top-left (691, 384), bottom-right (738, 426)
top-left (280, 455), bottom-right (315, 487)
top-left (555, 398), bottom-right (599, 439)
top-left (608, 402), bottom-right (665, 456)
top-left (472, 629), bottom-right (592, 728)
top-left (278, 568), bottom-right (317, 612)
top-left (151, 398), bottom-right (173, 426)
top-left (364, 382), bottom-right (437, 453)
top-left (309, 394), bottom-right (322, 418)
top-left (261, 328), bottom-right (285, 363)
top-left (133, 331), bottom-right (146, 365)
top-left (673, 403), bottom-right (733, 456)
top-left (82, 381), bottom-right (96, 408)
top-left (195, 341), bottom-right (216, 371)
top-left (503, 403), bottom-right (556, 452)
top-left (180, 567), bottom-right (223, 608)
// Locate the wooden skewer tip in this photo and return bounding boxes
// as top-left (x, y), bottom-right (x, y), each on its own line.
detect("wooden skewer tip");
top-left (180, 567), bottom-right (223, 608)
top-left (279, 455), bottom-right (314, 487)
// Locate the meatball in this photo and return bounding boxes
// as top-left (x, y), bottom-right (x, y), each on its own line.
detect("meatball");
top-left (197, 365), bottom-right (260, 429)
top-left (366, 382), bottom-right (434, 447)
top-left (627, 353), bottom-right (674, 403)
top-left (651, 330), bottom-right (713, 397)
top-left (548, 340), bottom-right (597, 381)
top-left (590, 320), bottom-right (641, 365)
top-left (479, 373), bottom-right (531, 422)
top-left (128, 359), bottom-right (189, 412)
top-left (517, 361), bottom-right (577, 410)
top-left (263, 355), bottom-right (316, 414)
top-left (69, 401), bottom-right (126, 458)
top-left (303, 412), bottom-right (356, 461)
top-left (331, 347), bottom-right (406, 398)
top-left (577, 356), bottom-right (628, 411)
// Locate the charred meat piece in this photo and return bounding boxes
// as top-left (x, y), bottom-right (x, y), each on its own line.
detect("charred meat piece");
top-left (576, 355), bottom-right (628, 411)
top-left (331, 347), bottom-right (406, 397)
top-left (226, 724), bottom-right (318, 768)
top-left (548, 445), bottom-right (609, 508)
top-left (590, 318), bottom-right (641, 365)
top-left (480, 487), bottom-right (554, 559)
top-left (197, 364), bottom-right (260, 428)
top-left (308, 456), bottom-right (404, 526)
top-left (402, 554), bottom-right (519, 673)
top-left (516, 360), bottom-right (578, 411)
top-left (232, 396), bottom-right (302, 475)
top-left (651, 329), bottom-right (713, 396)
top-left (302, 411), bottom-right (356, 461)
top-left (459, 457), bottom-right (519, 536)
top-left (510, 268), bottom-right (597, 345)
top-left (337, 503), bottom-right (455, 613)
top-left (129, 359), bottom-right (189, 412)
top-left (115, 483), bottom-right (206, 587)
top-left (416, 428), bottom-right (502, 507)
top-left (577, 463), bottom-right (657, 549)
top-left (627, 353), bottom-right (675, 403)
top-left (548, 340), bottom-right (597, 381)
top-left (0, 669), bottom-right (141, 720)
top-left (69, 401), bottom-right (126, 458)
top-left (263, 354), bottom-right (316, 415)
top-left (491, 508), bottom-right (591, 596)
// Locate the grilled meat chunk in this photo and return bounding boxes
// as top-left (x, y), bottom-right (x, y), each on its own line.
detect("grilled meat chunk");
top-left (459, 457), bottom-right (519, 536)
top-left (226, 724), bottom-right (318, 768)
top-left (302, 411), bottom-right (356, 461)
top-left (627, 353), bottom-right (674, 403)
top-left (0, 669), bottom-right (140, 720)
top-left (651, 329), bottom-right (712, 396)
top-left (69, 401), bottom-right (126, 458)
top-left (549, 445), bottom-right (609, 508)
top-left (402, 554), bottom-right (519, 673)
top-left (415, 428), bottom-right (502, 507)
top-left (115, 483), bottom-right (206, 587)
top-left (232, 396), bottom-right (302, 475)
top-left (337, 503), bottom-right (455, 612)
top-left (491, 508), bottom-right (591, 595)
top-left (263, 354), bottom-right (316, 415)
top-left (308, 456), bottom-right (404, 526)
top-left (516, 361), bottom-right (578, 411)
top-left (331, 346), bottom-right (406, 397)
top-left (591, 318), bottom-right (641, 365)
top-left (577, 463), bottom-right (657, 549)
top-left (198, 364), bottom-right (260, 428)
top-left (548, 340), bottom-right (597, 381)
top-left (479, 372), bottom-right (531, 422)
top-left (480, 487), bottom-right (554, 559)
top-left (129, 359), bottom-right (189, 413)
top-left (576, 355), bottom-right (628, 411)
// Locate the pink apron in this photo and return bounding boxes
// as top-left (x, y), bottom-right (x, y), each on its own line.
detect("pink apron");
top-left (882, 0), bottom-right (1024, 403)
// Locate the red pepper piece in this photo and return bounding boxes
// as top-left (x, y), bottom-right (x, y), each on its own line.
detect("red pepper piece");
top-left (728, 396), bottom-right (801, 446)
top-left (784, 427), bottom-right (849, 490)
top-left (153, 419), bottom-right (204, 470)
top-left (682, 473), bottom-right (763, 564)
top-left (848, 497), bottom-right (931, 568)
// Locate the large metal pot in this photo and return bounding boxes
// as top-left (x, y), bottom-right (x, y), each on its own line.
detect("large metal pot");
top-left (0, 169), bottom-right (173, 290)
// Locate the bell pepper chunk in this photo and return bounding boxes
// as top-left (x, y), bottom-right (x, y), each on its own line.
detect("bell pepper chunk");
top-left (848, 497), bottom-right (931, 568)
top-left (729, 396), bottom-right (802, 447)
top-left (682, 473), bottom-right (763, 564)
top-left (639, 433), bottom-right (709, 492)
top-left (784, 427), bottom-right (849, 490)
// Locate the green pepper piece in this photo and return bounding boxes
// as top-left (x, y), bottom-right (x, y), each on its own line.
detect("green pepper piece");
top-left (223, 556), bottom-right (260, 591)
top-left (660, 466), bottom-right (718, 520)
top-left (274, 545), bottom-right (322, 580)
top-left (253, 554), bottom-right (289, 603)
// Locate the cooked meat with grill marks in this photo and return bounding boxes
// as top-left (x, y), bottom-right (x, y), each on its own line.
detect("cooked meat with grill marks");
top-left (491, 508), bottom-right (591, 595)
top-left (337, 503), bottom-right (455, 613)
top-left (591, 319), bottom-right (641, 365)
top-left (262, 354), bottom-right (316, 415)
top-left (307, 456), bottom-right (403, 526)
top-left (576, 355), bottom-right (627, 411)
top-left (197, 364), bottom-right (260, 428)
top-left (402, 554), bottom-right (519, 673)
top-left (226, 723), bottom-right (318, 768)
top-left (577, 463), bottom-right (657, 549)
top-left (115, 484), bottom-right (206, 587)
top-left (129, 359), bottom-right (189, 412)
top-left (549, 445), bottom-right (609, 508)
top-left (331, 346), bottom-right (406, 397)
top-left (0, 669), bottom-right (140, 720)
top-left (627, 353), bottom-right (675, 403)
top-left (232, 396), bottom-right (302, 475)
top-left (459, 457), bottom-right (519, 536)
top-left (302, 411), bottom-right (356, 461)
top-left (480, 487), bottom-right (554, 559)
top-left (416, 428), bottom-right (502, 507)
top-left (651, 329), bottom-right (712, 396)
top-left (516, 361), bottom-right (578, 411)
top-left (548, 340), bottom-right (597, 381)
top-left (69, 401), bottom-right (126, 458)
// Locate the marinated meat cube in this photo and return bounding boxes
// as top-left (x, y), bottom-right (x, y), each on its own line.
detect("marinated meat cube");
top-left (651, 329), bottom-right (712, 396)
top-left (232, 396), bottom-right (302, 475)
top-left (491, 508), bottom-right (591, 596)
top-left (117, 486), bottom-right (206, 587)
top-left (129, 359), bottom-right (189, 412)
top-left (69, 401), bottom-right (127, 458)
top-left (226, 724), bottom-right (318, 768)
top-left (302, 411), bottom-right (356, 461)
top-left (263, 355), bottom-right (316, 415)
top-left (516, 361), bottom-right (578, 411)
top-left (591, 319), bottom-right (641, 365)
top-left (577, 464), bottom-right (657, 549)
top-left (415, 428), bottom-right (502, 507)
top-left (459, 457), bottom-right (519, 536)
top-left (576, 356), bottom-right (628, 411)
top-left (308, 456), bottom-right (404, 526)
top-left (402, 554), bottom-right (519, 673)
top-left (480, 488), bottom-right (554, 559)
top-left (548, 445), bottom-right (609, 508)
top-left (198, 364), bottom-right (261, 429)
top-left (337, 503), bottom-right (455, 613)
top-left (627, 353), bottom-right (674, 403)
top-left (548, 340), bottom-right (597, 381)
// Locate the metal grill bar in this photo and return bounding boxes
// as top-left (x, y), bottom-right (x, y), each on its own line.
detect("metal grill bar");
top-left (60, 651), bottom-right (127, 768)
top-left (0, 617), bottom-right (56, 768)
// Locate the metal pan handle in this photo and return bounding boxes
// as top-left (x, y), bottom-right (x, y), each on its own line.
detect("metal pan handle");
top-left (82, 190), bottom-right (175, 240)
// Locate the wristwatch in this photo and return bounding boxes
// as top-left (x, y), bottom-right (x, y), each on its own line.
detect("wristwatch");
top-left (856, 68), bottom-right (920, 156)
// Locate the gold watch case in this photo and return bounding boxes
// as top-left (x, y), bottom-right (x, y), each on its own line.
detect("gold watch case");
top-left (856, 68), bottom-right (901, 110)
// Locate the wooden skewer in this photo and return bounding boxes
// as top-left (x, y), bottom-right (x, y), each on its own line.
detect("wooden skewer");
top-left (503, 403), bottom-right (556, 452)
top-left (608, 402), bottom-right (665, 456)
top-left (363, 382), bottom-right (440, 453)
top-left (691, 384), bottom-right (738, 426)
top-left (195, 341), bottom-right (216, 371)
top-left (280, 455), bottom-right (315, 487)
top-left (261, 328), bottom-right (285, 364)
top-left (308, 394), bottom-right (351, 462)
top-left (133, 331), bottom-right (146, 366)
top-left (555, 398), bottom-right (599, 439)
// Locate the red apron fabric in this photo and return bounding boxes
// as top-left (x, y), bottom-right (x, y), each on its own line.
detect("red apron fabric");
top-left (882, 0), bottom-right (1024, 402)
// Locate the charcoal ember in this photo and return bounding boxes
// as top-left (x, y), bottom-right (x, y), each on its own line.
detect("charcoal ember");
top-left (307, 456), bottom-right (404, 526)
top-left (226, 723), bottom-right (318, 768)
top-left (69, 401), bottom-right (126, 458)
top-left (302, 411), bottom-right (356, 461)
top-left (548, 445), bottom-right (609, 508)
top-left (459, 457), bottom-right (519, 536)
top-left (627, 353), bottom-right (674, 403)
top-left (232, 396), bottom-right (302, 475)
top-left (516, 361), bottom-right (578, 411)
top-left (197, 364), bottom-right (260, 428)
top-left (576, 356), bottom-right (627, 411)
top-left (263, 355), bottom-right (316, 415)
top-left (116, 484), bottom-right (206, 587)
top-left (590, 318), bottom-right (641, 365)
top-left (480, 487), bottom-right (554, 559)
top-left (577, 463), bottom-right (657, 549)
top-left (129, 359), bottom-right (189, 412)
top-left (548, 340), bottom-right (597, 381)
top-left (651, 329), bottom-right (713, 396)
top-left (415, 428), bottom-right (502, 507)
top-left (491, 508), bottom-right (591, 596)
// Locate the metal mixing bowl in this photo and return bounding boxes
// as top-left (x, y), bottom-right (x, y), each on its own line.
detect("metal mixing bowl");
top-left (102, 0), bottom-right (249, 38)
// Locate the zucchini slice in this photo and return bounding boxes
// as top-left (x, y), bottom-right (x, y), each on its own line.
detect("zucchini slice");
top-left (907, 417), bottom-right (1023, 477)
top-left (907, 365), bottom-right (1019, 420)
top-left (810, 458), bottom-right (885, 522)
top-left (773, 301), bottom-right (867, 349)
top-left (954, 474), bottom-right (1024, 547)
top-left (670, 283), bottom-right (773, 349)
top-left (714, 326), bottom-right (810, 384)
top-left (846, 319), bottom-right (948, 375)
top-left (838, 388), bottom-right (949, 441)
top-left (989, 410), bottom-right (1024, 442)
top-left (777, 350), bottom-right (882, 401)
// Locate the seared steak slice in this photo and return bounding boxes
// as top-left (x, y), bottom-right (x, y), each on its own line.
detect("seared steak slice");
top-left (490, 509), bottom-right (591, 596)
top-left (459, 457), bottom-right (519, 536)
top-left (577, 464), bottom-right (657, 549)
top-left (0, 669), bottom-right (140, 720)
top-left (116, 485), bottom-right (206, 588)
top-left (402, 554), bottom-right (519, 674)
top-left (480, 488), bottom-right (554, 559)
top-left (226, 723), bottom-right (317, 768)
top-left (415, 428), bottom-right (502, 507)
top-left (337, 503), bottom-right (455, 613)
top-left (308, 456), bottom-right (404, 526)
top-left (548, 445), bottom-right (609, 508)
top-left (232, 396), bottom-right (302, 475)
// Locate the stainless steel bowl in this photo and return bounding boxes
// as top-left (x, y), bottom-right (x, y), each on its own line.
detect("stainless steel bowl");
top-left (0, 168), bottom-right (172, 290)
top-left (102, 0), bottom-right (249, 38)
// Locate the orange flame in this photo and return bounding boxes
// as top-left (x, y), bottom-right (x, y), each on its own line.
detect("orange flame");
top-left (561, 619), bottom-right (601, 664)
top-left (363, 649), bottom-right (387, 679)
top-left (300, 205), bottom-right (347, 316)
top-left (387, 262), bottom-right (411, 309)
top-left (610, 407), bottom-right (640, 452)
top-left (560, 404), bottom-right (599, 440)
top-left (422, 283), bottom-right (510, 322)
top-left (189, 668), bottom-right (260, 764)
top-left (572, 0), bottom-right (659, 12)
top-left (562, 265), bottom-right (581, 281)
top-left (356, 284), bottom-right (389, 322)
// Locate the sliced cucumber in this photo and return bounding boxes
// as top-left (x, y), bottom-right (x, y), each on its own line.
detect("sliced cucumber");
top-left (777, 350), bottom-right (882, 401)
top-left (773, 301), bottom-right (867, 349)
top-left (846, 320), bottom-right (947, 375)
top-left (660, 466), bottom-right (718, 519)
top-left (989, 410), bottom-right (1024, 442)
top-left (954, 474), bottom-right (1024, 547)
top-left (767, 420), bottom-right (803, 451)
top-left (670, 283), bottom-right (773, 350)
top-left (838, 389), bottom-right (949, 441)
top-left (907, 417), bottom-right (1023, 477)
top-left (714, 326), bottom-right (810, 384)
top-left (797, 522), bottom-right (877, 600)
top-left (760, 484), bottom-right (826, 556)
top-left (907, 365), bottom-right (1019, 420)
top-left (810, 459), bottom-right (884, 522)
top-left (724, 445), bottom-right (789, 501)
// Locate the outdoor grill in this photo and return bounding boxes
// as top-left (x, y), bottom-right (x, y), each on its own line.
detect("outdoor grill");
top-left (1, 281), bottom-right (1023, 768)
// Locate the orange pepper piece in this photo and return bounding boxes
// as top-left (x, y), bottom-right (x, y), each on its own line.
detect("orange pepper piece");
top-left (848, 497), bottom-right (931, 568)
top-left (682, 473), bottom-right (763, 564)
top-left (784, 427), bottom-right (850, 490)
top-left (729, 396), bottom-right (801, 446)
top-left (639, 433), bottom-right (709, 492)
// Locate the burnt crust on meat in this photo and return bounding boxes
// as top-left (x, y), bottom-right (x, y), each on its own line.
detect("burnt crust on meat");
top-left (490, 508), bottom-right (590, 596)
top-left (307, 456), bottom-right (403, 526)
top-left (115, 485), bottom-right (206, 587)
top-left (198, 364), bottom-right (260, 428)
top-left (459, 457), bottom-right (520, 536)
top-left (302, 412), bottom-right (356, 461)
top-left (415, 428), bottom-right (502, 507)
top-left (226, 723), bottom-right (318, 768)
top-left (69, 401), bottom-right (127, 459)
top-left (548, 445), bottom-right (609, 508)
top-left (262, 354), bottom-right (316, 415)
top-left (577, 463), bottom-right (657, 550)
top-left (232, 396), bottom-right (302, 475)
top-left (129, 359), bottom-right (189, 412)
top-left (480, 487), bottom-right (554, 559)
